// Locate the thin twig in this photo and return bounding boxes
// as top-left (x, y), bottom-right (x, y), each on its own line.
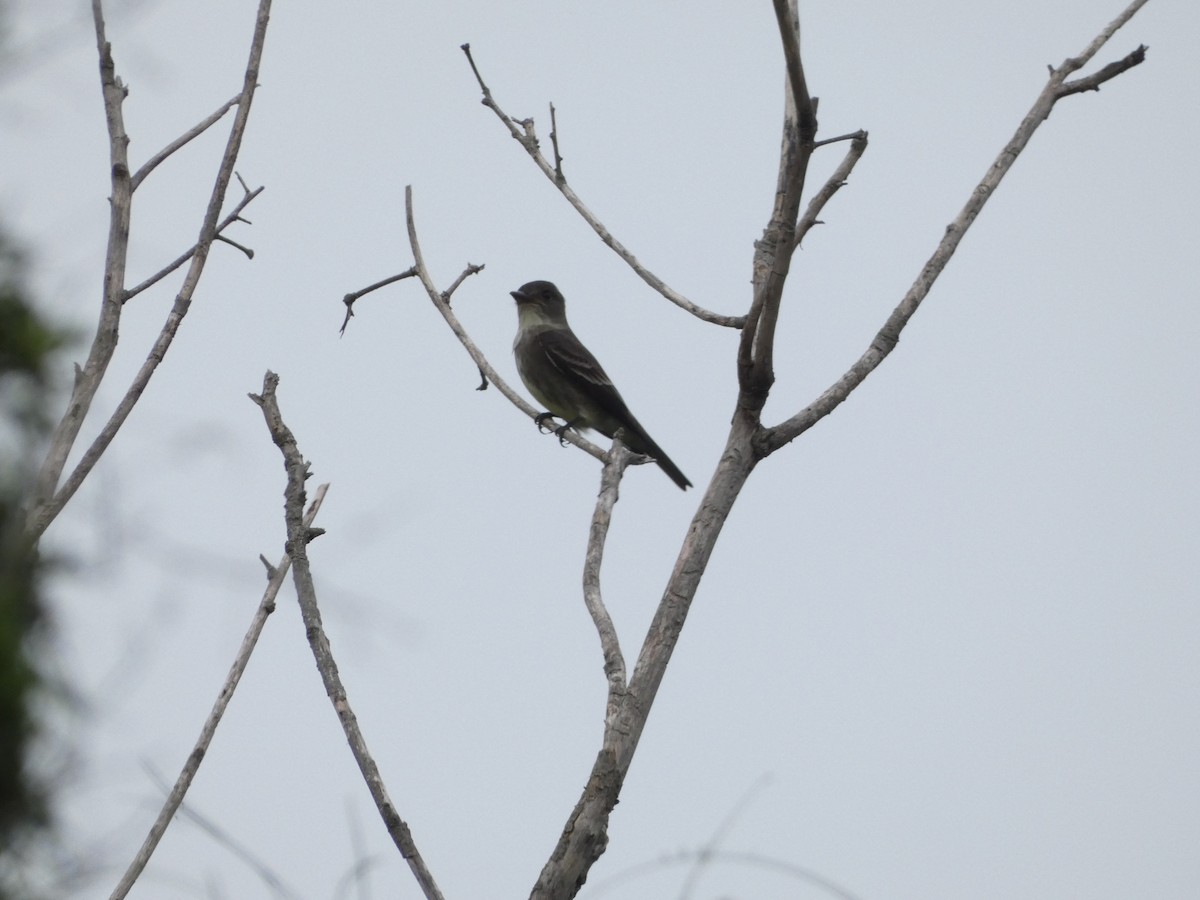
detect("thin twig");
top-left (24, 0), bottom-right (273, 542)
top-left (794, 130), bottom-right (868, 247)
top-left (813, 129), bottom-right (865, 148)
top-left (403, 185), bottom-right (604, 462)
top-left (250, 372), bottom-right (444, 900)
top-left (1057, 43), bottom-right (1147, 96)
top-left (130, 92), bottom-right (241, 190)
top-left (108, 483), bottom-right (329, 900)
top-left (440, 262), bottom-right (485, 305)
top-left (762, 0), bottom-right (1150, 455)
top-left (123, 183), bottom-right (263, 302)
top-left (460, 43), bottom-right (741, 329)
top-left (338, 267), bottom-right (419, 335)
top-left (549, 102), bottom-right (564, 182)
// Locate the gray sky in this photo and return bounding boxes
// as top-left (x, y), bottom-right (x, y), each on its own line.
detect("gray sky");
top-left (4, 1), bottom-right (1198, 898)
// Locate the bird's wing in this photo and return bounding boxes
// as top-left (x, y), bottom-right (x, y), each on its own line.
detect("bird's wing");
top-left (533, 327), bottom-right (633, 419)
top-left (535, 328), bottom-right (616, 391)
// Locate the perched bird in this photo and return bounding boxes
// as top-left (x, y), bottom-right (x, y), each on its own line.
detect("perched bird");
top-left (509, 280), bottom-right (691, 490)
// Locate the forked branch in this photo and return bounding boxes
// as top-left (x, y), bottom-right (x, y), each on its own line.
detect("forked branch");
top-left (461, 43), bottom-right (742, 328)
top-left (25, 0), bottom-right (273, 541)
top-left (761, 1), bottom-right (1150, 454)
top-left (250, 373), bottom-right (444, 900)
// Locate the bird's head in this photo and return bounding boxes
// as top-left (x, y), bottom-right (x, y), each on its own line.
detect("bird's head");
top-left (510, 281), bottom-right (568, 325)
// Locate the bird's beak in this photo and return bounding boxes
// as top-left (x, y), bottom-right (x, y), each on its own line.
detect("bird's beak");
top-left (510, 290), bottom-right (529, 303)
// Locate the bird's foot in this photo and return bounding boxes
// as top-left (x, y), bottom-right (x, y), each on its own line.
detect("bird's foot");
top-left (533, 412), bottom-right (579, 446)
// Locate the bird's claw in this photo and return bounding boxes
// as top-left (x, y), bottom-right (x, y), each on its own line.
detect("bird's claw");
top-left (533, 412), bottom-right (578, 446)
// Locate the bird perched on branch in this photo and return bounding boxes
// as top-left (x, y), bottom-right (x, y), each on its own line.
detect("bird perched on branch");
top-left (509, 280), bottom-right (691, 490)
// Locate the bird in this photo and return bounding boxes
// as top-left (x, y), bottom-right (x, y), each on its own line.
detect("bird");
top-left (509, 280), bottom-right (691, 490)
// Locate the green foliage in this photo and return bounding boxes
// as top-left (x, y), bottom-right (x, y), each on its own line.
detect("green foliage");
top-left (0, 232), bottom-right (60, 886)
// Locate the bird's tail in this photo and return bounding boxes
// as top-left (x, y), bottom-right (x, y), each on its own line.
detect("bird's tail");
top-left (617, 425), bottom-right (692, 490)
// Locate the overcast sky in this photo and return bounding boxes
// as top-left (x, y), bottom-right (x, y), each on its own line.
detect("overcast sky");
top-left (4, 1), bottom-right (1198, 898)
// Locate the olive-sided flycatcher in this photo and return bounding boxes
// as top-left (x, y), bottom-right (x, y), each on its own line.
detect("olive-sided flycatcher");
top-left (509, 280), bottom-right (691, 490)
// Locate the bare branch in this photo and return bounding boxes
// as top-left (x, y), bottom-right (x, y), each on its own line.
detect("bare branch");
top-left (1057, 43), bottom-right (1147, 97)
top-left (737, 31), bottom-right (817, 407)
top-left (130, 92), bottom-right (241, 190)
top-left (585, 441), bottom-right (630, 715)
top-left (1057, 0), bottom-right (1152, 76)
top-left (250, 372), bottom-right (444, 900)
top-left (338, 267), bottom-right (419, 335)
top-left (25, 0), bottom-right (273, 541)
top-left (794, 130), bottom-right (868, 247)
top-left (122, 184), bottom-right (263, 302)
top-left (107, 485), bottom-right (329, 900)
top-left (762, 0), bottom-right (1150, 455)
top-left (533, 5), bottom-right (1152, 892)
top-left (440, 261), bottom-right (486, 305)
top-left (403, 185), bottom-right (605, 462)
top-left (771, 0), bottom-right (816, 137)
top-left (460, 43), bottom-right (741, 328)
top-left (28, 0), bottom-right (133, 532)
top-left (549, 102), bottom-right (565, 182)
top-left (214, 233), bottom-right (254, 258)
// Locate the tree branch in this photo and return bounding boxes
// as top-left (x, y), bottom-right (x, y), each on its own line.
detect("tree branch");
top-left (1057, 43), bottom-right (1147, 97)
top-left (123, 180), bottom-right (264, 302)
top-left (762, 0), bottom-right (1150, 455)
top-left (130, 92), bottom-right (242, 191)
top-left (107, 484), bottom-right (329, 900)
top-left (403, 185), bottom-right (605, 462)
top-left (585, 440), bottom-right (631, 716)
top-left (24, 0), bottom-right (273, 541)
top-left (529, 3), bottom-right (1152, 895)
top-left (461, 43), bottom-right (742, 329)
top-left (28, 0), bottom-right (132, 534)
top-left (250, 372), bottom-right (443, 900)
top-left (338, 267), bottom-right (420, 335)
top-left (738, 0), bottom-right (817, 411)
top-left (794, 130), bottom-right (868, 248)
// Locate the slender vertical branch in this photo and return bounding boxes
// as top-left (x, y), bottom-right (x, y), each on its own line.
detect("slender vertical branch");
top-left (250, 373), bottom-right (444, 900)
top-left (30, 0), bottom-right (132, 528)
top-left (584, 442), bottom-right (631, 724)
top-left (739, 0), bottom-right (817, 408)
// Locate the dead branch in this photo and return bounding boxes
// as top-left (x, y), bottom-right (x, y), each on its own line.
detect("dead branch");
top-left (130, 92), bottom-right (242, 190)
top-left (461, 43), bottom-right (741, 328)
top-left (762, 1), bottom-right (1150, 455)
top-left (25, 0), bottom-right (273, 541)
top-left (250, 372), bottom-right (444, 900)
top-left (107, 485), bottom-right (329, 900)
top-left (584, 440), bottom-right (631, 715)
top-left (795, 130), bottom-right (868, 247)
